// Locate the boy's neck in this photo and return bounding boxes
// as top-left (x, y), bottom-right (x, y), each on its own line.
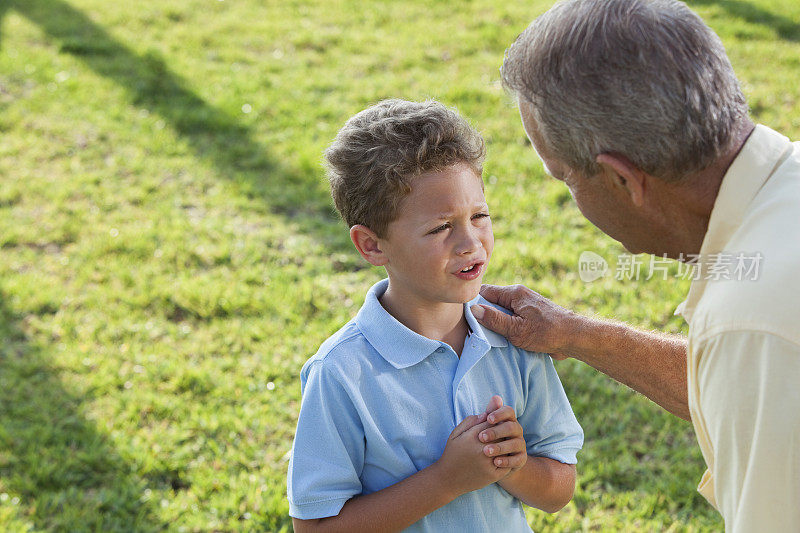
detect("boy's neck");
top-left (379, 283), bottom-right (470, 357)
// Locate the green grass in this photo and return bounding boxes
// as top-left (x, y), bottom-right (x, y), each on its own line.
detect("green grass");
top-left (0, 0), bottom-right (797, 530)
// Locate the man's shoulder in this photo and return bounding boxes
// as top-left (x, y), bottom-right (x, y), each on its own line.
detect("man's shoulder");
top-left (691, 150), bottom-right (800, 342)
top-left (687, 128), bottom-right (800, 339)
top-left (693, 237), bottom-right (800, 345)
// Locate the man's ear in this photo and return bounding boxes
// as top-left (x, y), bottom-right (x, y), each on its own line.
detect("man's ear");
top-left (596, 153), bottom-right (646, 207)
top-left (350, 225), bottom-right (388, 266)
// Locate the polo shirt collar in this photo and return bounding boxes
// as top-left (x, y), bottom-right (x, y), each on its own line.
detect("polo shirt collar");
top-left (465, 295), bottom-right (509, 349)
top-left (355, 279), bottom-right (507, 369)
top-left (676, 124), bottom-right (792, 320)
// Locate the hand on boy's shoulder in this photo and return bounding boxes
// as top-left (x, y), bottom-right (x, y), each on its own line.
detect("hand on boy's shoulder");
top-left (471, 284), bottom-right (574, 359)
top-left (472, 293), bottom-right (513, 317)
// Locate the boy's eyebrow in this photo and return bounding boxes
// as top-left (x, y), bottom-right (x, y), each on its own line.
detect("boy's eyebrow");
top-left (433, 203), bottom-right (490, 219)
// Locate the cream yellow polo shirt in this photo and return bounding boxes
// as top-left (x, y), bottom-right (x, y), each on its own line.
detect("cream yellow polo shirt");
top-left (675, 125), bottom-right (800, 532)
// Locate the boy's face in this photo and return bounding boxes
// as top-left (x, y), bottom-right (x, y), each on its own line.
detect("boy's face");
top-left (378, 163), bottom-right (494, 306)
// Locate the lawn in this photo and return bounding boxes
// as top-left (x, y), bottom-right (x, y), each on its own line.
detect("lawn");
top-left (0, 0), bottom-right (798, 530)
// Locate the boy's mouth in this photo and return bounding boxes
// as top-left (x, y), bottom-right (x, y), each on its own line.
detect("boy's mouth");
top-left (454, 261), bottom-right (484, 280)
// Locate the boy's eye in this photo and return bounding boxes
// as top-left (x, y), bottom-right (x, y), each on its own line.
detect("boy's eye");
top-left (472, 213), bottom-right (490, 220)
top-left (428, 223), bottom-right (450, 235)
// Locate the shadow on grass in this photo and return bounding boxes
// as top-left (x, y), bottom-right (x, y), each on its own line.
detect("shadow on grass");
top-left (690, 0), bottom-right (800, 41)
top-left (4, 0), bottom-right (348, 251)
top-left (0, 295), bottom-right (165, 531)
top-left (0, 1), bottom-right (348, 527)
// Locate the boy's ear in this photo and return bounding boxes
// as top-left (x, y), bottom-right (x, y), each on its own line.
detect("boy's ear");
top-left (350, 225), bottom-right (388, 266)
top-left (596, 153), bottom-right (646, 207)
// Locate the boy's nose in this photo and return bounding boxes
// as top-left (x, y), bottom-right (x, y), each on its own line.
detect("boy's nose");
top-left (456, 228), bottom-right (482, 255)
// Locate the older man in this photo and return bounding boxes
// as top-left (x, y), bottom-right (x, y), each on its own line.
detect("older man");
top-left (471, 0), bottom-right (800, 531)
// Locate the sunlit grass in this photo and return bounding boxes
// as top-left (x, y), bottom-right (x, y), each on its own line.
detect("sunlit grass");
top-left (0, 0), bottom-right (797, 530)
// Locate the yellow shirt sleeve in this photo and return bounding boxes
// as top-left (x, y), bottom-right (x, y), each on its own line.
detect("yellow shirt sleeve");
top-left (694, 330), bottom-right (800, 533)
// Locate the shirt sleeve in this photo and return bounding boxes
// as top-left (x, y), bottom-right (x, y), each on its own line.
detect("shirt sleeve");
top-left (517, 351), bottom-right (584, 464)
top-left (287, 359), bottom-right (365, 519)
top-left (693, 330), bottom-right (800, 533)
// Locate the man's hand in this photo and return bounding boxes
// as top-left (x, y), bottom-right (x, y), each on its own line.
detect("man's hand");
top-left (478, 395), bottom-right (527, 473)
top-left (472, 285), bottom-right (691, 420)
top-left (470, 284), bottom-right (581, 358)
top-left (434, 414), bottom-right (511, 497)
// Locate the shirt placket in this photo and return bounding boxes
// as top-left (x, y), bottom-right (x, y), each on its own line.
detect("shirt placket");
top-left (451, 333), bottom-right (491, 421)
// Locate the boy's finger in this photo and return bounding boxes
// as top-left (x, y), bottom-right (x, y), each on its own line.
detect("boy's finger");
top-left (464, 420), bottom-right (494, 438)
top-left (479, 421), bottom-right (523, 443)
top-left (486, 405), bottom-right (517, 425)
top-left (483, 395), bottom-right (503, 415)
top-left (494, 452), bottom-right (527, 469)
top-left (483, 437), bottom-right (526, 457)
top-left (451, 414), bottom-right (480, 437)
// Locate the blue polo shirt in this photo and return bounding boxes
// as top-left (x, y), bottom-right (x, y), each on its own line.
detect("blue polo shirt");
top-left (287, 279), bottom-right (583, 532)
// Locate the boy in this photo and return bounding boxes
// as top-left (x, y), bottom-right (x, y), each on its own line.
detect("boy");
top-left (287, 99), bottom-right (583, 532)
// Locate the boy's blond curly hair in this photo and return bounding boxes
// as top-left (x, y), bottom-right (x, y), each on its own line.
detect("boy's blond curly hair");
top-left (325, 99), bottom-right (485, 237)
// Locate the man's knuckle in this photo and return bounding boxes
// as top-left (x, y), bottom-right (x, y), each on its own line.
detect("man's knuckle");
top-left (523, 285), bottom-right (534, 296)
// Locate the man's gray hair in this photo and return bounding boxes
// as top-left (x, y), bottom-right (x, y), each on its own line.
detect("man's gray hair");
top-left (502, 0), bottom-right (749, 181)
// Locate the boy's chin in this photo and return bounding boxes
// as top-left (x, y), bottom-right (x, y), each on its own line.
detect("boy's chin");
top-left (456, 284), bottom-right (483, 304)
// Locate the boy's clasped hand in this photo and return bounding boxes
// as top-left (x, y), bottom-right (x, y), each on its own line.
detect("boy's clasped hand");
top-left (435, 395), bottom-right (527, 496)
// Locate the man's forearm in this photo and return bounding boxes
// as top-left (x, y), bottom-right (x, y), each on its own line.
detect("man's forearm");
top-left (292, 462), bottom-right (457, 533)
top-left (563, 314), bottom-right (690, 420)
top-left (497, 457), bottom-right (576, 513)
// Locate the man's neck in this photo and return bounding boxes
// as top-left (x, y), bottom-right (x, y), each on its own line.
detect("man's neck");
top-left (379, 282), bottom-right (470, 356)
top-left (661, 120), bottom-right (756, 259)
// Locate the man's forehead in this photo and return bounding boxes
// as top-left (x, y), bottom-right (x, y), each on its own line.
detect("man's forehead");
top-left (519, 103), bottom-right (578, 182)
top-left (529, 142), bottom-right (556, 178)
top-left (518, 102), bottom-right (557, 175)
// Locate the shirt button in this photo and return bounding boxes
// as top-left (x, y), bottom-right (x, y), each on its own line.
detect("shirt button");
top-left (436, 347), bottom-right (445, 353)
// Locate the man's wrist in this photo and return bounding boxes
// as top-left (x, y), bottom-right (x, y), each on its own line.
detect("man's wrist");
top-left (558, 311), bottom-right (594, 359)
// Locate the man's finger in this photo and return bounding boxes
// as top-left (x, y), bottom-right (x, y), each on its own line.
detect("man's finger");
top-left (479, 284), bottom-right (521, 309)
top-left (470, 304), bottom-right (515, 338)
